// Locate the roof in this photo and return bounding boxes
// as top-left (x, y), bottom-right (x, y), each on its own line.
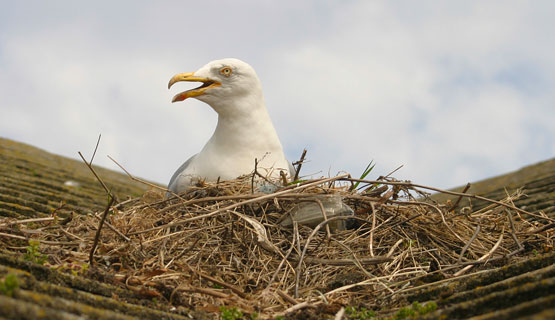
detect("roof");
top-left (0, 137), bottom-right (553, 319)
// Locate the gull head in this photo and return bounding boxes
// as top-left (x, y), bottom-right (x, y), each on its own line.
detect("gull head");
top-left (168, 58), bottom-right (262, 110)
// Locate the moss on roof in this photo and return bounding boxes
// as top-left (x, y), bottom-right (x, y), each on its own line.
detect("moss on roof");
top-left (0, 137), bottom-right (553, 319)
top-left (432, 158), bottom-right (554, 218)
top-left (0, 137), bottom-right (150, 218)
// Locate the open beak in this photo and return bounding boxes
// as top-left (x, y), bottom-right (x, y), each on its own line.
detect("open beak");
top-left (168, 72), bottom-right (221, 102)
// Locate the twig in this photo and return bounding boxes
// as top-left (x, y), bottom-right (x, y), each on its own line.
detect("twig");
top-left (188, 267), bottom-right (248, 299)
top-left (279, 301), bottom-right (315, 316)
top-left (454, 227), bottom-right (505, 276)
top-left (293, 149), bottom-right (307, 182)
top-left (180, 286), bottom-right (229, 299)
top-left (90, 134), bottom-right (101, 165)
top-left (449, 183), bottom-right (471, 211)
top-left (0, 232), bottom-right (78, 246)
top-left (93, 212), bottom-right (130, 242)
top-left (2, 217), bottom-right (56, 227)
top-left (457, 224), bottom-right (481, 263)
top-left (506, 209), bottom-right (524, 251)
top-left (129, 174), bottom-right (350, 235)
top-left (89, 196), bottom-right (115, 265)
top-left (266, 227), bottom-right (298, 291)
top-left (252, 158), bottom-right (277, 186)
top-left (326, 270), bottom-right (425, 297)
top-left (334, 307), bottom-right (345, 320)
top-left (342, 177), bottom-right (546, 220)
top-left (280, 170), bottom-right (288, 186)
top-left (251, 158), bottom-right (257, 194)
top-left (277, 289), bottom-right (298, 305)
top-left (387, 239), bottom-right (404, 258)
top-left (518, 223), bottom-right (555, 235)
top-left (369, 202), bottom-right (376, 257)
top-left (78, 152), bottom-right (113, 199)
top-left (382, 164), bottom-right (404, 180)
top-left (295, 215), bottom-right (362, 297)
top-left (107, 155), bottom-right (168, 195)
top-left (314, 199), bottom-right (331, 240)
top-left (297, 255), bottom-right (392, 266)
top-left (384, 267), bottom-right (494, 299)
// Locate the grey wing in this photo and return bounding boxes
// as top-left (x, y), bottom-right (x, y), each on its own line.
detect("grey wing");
top-left (168, 154), bottom-right (197, 193)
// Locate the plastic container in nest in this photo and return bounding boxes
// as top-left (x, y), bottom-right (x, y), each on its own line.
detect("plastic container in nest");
top-left (280, 194), bottom-right (354, 232)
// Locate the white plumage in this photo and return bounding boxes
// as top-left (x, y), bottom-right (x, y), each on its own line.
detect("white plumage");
top-left (167, 58), bottom-right (292, 193)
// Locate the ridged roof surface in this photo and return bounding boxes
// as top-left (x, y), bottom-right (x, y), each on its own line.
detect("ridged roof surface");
top-left (0, 137), bottom-right (553, 319)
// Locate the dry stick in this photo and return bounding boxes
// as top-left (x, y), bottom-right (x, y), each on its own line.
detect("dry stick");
top-left (251, 158), bottom-right (279, 192)
top-left (78, 152), bottom-right (113, 199)
top-left (277, 289), bottom-right (298, 305)
top-left (386, 199), bottom-right (467, 246)
top-left (332, 239), bottom-right (389, 291)
top-left (107, 155), bottom-right (171, 195)
top-left (279, 301), bottom-right (316, 316)
top-left (2, 217), bottom-right (56, 226)
top-left (89, 196), bottom-right (115, 265)
top-left (519, 222), bottom-right (555, 235)
top-left (294, 216), bottom-right (343, 298)
top-left (165, 237), bottom-right (201, 269)
top-left (182, 286), bottom-right (230, 299)
top-left (314, 199), bottom-right (331, 240)
top-left (0, 232), bottom-right (78, 246)
top-left (457, 224), bottom-right (481, 264)
top-left (449, 183), bottom-right (471, 211)
top-left (384, 164), bottom-right (404, 179)
top-left (298, 256), bottom-right (391, 266)
top-left (453, 227), bottom-right (505, 277)
top-left (130, 174), bottom-right (350, 236)
top-left (89, 134), bottom-right (101, 164)
top-left (293, 215), bottom-right (392, 297)
top-left (293, 221), bottom-right (302, 267)
top-left (60, 228), bottom-right (85, 242)
top-left (79, 138), bottom-right (120, 265)
top-left (342, 177), bottom-right (548, 221)
top-left (113, 197), bottom-right (140, 210)
top-left (369, 202), bottom-right (376, 257)
top-left (265, 226), bottom-right (298, 291)
top-left (153, 194), bottom-right (259, 217)
top-left (334, 308), bottom-right (346, 320)
top-left (356, 165), bottom-right (403, 193)
top-left (280, 170), bottom-right (288, 186)
top-left (384, 267), bottom-right (493, 300)
top-left (326, 269), bottom-right (425, 297)
top-left (251, 158), bottom-right (258, 193)
top-left (503, 189), bottom-right (526, 254)
top-left (143, 229), bottom-right (189, 245)
top-left (293, 149), bottom-right (307, 182)
top-left (187, 266), bottom-right (248, 299)
top-left (93, 212), bottom-right (130, 242)
top-left (506, 209), bottom-right (524, 252)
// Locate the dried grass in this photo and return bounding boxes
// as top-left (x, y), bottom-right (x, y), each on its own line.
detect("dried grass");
top-left (1, 173), bottom-right (553, 318)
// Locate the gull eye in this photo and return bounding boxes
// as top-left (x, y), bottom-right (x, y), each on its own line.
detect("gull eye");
top-left (219, 67), bottom-right (233, 77)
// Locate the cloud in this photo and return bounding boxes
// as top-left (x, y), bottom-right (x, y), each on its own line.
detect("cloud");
top-left (1, 1), bottom-right (554, 190)
top-left (263, 1), bottom-right (555, 186)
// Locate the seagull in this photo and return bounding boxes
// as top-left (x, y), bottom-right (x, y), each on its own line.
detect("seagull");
top-left (167, 58), bottom-right (293, 193)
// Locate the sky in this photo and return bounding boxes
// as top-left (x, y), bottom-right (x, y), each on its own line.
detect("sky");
top-left (1, 1), bottom-right (554, 189)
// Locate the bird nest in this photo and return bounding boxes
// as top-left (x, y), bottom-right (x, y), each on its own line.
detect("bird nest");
top-left (1, 173), bottom-right (553, 319)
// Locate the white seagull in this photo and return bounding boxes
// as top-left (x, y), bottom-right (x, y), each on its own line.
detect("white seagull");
top-left (167, 58), bottom-right (292, 193)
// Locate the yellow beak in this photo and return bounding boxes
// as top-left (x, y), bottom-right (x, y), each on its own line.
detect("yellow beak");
top-left (167, 72), bottom-right (221, 102)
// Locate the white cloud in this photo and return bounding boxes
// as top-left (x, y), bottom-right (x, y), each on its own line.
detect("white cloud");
top-left (1, 1), bottom-right (553, 189)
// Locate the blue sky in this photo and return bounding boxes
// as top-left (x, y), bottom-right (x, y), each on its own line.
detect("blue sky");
top-left (1, 1), bottom-right (553, 189)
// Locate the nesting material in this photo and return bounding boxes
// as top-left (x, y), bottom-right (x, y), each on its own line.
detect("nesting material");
top-left (1, 174), bottom-right (553, 318)
top-left (279, 194), bottom-right (354, 232)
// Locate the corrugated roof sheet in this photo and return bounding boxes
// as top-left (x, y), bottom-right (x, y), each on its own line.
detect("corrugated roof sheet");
top-left (1, 137), bottom-right (553, 319)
